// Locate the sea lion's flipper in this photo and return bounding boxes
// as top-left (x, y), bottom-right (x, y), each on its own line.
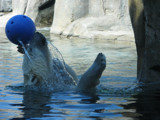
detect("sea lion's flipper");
top-left (77, 53), bottom-right (106, 92)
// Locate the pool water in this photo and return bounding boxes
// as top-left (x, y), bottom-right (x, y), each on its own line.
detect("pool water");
top-left (1, 29), bottom-right (158, 120)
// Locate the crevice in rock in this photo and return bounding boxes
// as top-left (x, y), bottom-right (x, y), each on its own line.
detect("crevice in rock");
top-left (36, 0), bottom-right (55, 27)
top-left (23, 0), bottom-right (29, 15)
top-left (101, 0), bottom-right (105, 15)
top-left (39, 0), bottom-right (55, 11)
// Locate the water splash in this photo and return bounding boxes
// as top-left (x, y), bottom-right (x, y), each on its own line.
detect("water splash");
top-left (26, 40), bottom-right (75, 92)
top-left (18, 40), bottom-right (32, 63)
top-left (47, 40), bottom-right (66, 69)
top-left (47, 40), bottom-right (76, 87)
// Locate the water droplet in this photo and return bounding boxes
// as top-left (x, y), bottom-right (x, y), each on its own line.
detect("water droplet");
top-left (18, 40), bottom-right (32, 63)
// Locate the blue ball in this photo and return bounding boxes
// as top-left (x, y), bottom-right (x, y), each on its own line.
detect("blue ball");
top-left (5, 15), bottom-right (36, 45)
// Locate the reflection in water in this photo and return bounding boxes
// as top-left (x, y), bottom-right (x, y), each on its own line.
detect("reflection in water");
top-left (22, 92), bottom-right (52, 119)
top-left (122, 88), bottom-right (160, 120)
top-left (20, 92), bottom-right (100, 119)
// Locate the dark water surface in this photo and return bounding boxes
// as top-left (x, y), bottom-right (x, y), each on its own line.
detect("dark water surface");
top-left (0, 29), bottom-right (158, 120)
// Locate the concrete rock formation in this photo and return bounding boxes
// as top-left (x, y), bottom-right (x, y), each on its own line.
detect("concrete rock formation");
top-left (0, 0), bottom-right (12, 12)
top-left (51, 0), bottom-right (134, 40)
top-left (128, 0), bottom-right (144, 81)
top-left (0, 0), bottom-right (134, 40)
top-left (0, 0), bottom-right (54, 27)
top-left (129, 0), bottom-right (160, 88)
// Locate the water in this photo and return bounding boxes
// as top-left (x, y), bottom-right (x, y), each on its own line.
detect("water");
top-left (18, 40), bottom-right (32, 63)
top-left (47, 40), bottom-right (66, 70)
top-left (0, 29), bottom-right (158, 120)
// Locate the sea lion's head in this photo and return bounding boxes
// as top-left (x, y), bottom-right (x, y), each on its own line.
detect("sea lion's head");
top-left (22, 32), bottom-right (52, 87)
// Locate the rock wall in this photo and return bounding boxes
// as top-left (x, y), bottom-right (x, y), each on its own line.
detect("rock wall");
top-left (0, 0), bottom-right (54, 27)
top-left (0, 0), bottom-right (134, 40)
top-left (0, 0), bottom-right (12, 12)
top-left (51, 0), bottom-right (134, 40)
top-left (142, 0), bottom-right (160, 85)
top-left (128, 0), bottom-right (144, 81)
top-left (129, 0), bottom-right (160, 88)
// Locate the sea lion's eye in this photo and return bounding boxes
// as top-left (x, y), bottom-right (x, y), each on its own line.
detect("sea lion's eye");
top-left (41, 37), bottom-right (46, 46)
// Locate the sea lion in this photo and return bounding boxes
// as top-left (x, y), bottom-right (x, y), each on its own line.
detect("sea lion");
top-left (18, 32), bottom-right (106, 92)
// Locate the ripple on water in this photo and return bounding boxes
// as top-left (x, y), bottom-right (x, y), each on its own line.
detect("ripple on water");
top-left (0, 30), bottom-right (139, 120)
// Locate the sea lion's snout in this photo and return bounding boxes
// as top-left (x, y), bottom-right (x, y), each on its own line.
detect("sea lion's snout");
top-left (17, 32), bottom-right (47, 54)
top-left (30, 32), bottom-right (47, 47)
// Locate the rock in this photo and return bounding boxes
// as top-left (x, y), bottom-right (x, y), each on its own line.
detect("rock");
top-left (1, 0), bottom-right (133, 40)
top-left (25, 0), bottom-right (54, 27)
top-left (128, 0), bottom-right (145, 81)
top-left (143, 0), bottom-right (160, 84)
top-left (0, 0), bottom-right (54, 28)
top-left (12, 0), bottom-right (28, 14)
top-left (129, 0), bottom-right (160, 86)
top-left (51, 0), bottom-right (134, 41)
top-left (51, 0), bottom-right (88, 35)
top-left (0, 0), bottom-right (12, 12)
top-left (0, 13), bottom-right (14, 28)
